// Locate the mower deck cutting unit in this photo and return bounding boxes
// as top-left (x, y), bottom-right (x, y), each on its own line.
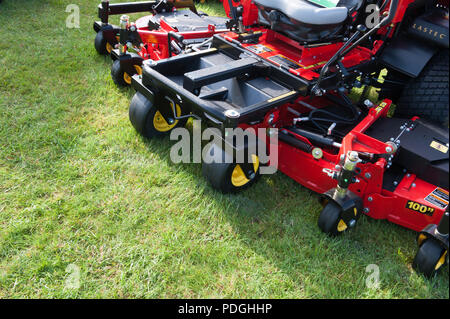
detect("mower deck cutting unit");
top-left (93, 0), bottom-right (229, 86)
top-left (127, 0), bottom-right (449, 278)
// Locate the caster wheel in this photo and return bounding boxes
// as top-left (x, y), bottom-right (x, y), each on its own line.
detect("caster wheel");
top-left (111, 59), bottom-right (143, 87)
top-left (202, 143), bottom-right (260, 193)
top-left (129, 92), bottom-right (186, 138)
top-left (412, 239), bottom-right (447, 278)
top-left (94, 30), bottom-right (114, 55)
top-left (318, 201), bottom-right (354, 236)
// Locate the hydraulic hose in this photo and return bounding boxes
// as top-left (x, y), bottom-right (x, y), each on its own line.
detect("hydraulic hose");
top-left (298, 92), bottom-right (360, 136)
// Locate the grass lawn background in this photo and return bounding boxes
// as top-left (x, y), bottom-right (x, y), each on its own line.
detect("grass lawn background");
top-left (0, 0), bottom-right (448, 298)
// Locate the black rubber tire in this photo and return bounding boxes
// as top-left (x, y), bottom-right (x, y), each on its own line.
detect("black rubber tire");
top-left (94, 31), bottom-right (108, 55)
top-left (318, 201), bottom-right (347, 236)
top-left (202, 143), bottom-right (260, 194)
top-left (394, 50), bottom-right (449, 127)
top-left (111, 60), bottom-right (129, 87)
top-left (129, 92), bottom-right (187, 138)
top-left (412, 239), bottom-right (447, 278)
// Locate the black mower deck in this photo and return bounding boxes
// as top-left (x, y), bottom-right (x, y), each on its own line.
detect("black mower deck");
top-left (131, 35), bottom-right (313, 128)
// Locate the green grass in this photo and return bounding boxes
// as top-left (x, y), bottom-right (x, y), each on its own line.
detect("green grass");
top-left (0, 0), bottom-right (448, 299)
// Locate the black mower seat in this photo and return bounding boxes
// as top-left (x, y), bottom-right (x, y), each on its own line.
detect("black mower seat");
top-left (254, 0), bottom-right (363, 25)
top-left (254, 0), bottom-right (363, 43)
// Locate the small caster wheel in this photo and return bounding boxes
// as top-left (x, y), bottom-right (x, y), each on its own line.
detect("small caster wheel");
top-left (202, 143), bottom-right (260, 193)
top-left (412, 239), bottom-right (447, 278)
top-left (94, 29), bottom-right (114, 55)
top-left (129, 92), bottom-right (186, 138)
top-left (111, 59), bottom-right (143, 87)
top-left (318, 201), bottom-right (355, 236)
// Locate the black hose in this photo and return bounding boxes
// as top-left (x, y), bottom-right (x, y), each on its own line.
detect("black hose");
top-left (298, 93), bottom-right (360, 136)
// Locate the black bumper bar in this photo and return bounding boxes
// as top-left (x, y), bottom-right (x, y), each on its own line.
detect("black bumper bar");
top-left (97, 0), bottom-right (197, 25)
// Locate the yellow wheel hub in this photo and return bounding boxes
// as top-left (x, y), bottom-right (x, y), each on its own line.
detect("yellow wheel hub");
top-left (417, 234), bottom-right (427, 246)
top-left (231, 155), bottom-right (259, 187)
top-left (134, 65), bottom-right (143, 76)
top-left (153, 104), bottom-right (181, 132)
top-left (337, 219), bottom-right (348, 232)
top-left (123, 65), bottom-right (143, 85)
top-left (106, 42), bottom-right (113, 54)
top-left (435, 250), bottom-right (447, 270)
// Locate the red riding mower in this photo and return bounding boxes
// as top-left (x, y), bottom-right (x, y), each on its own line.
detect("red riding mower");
top-left (127, 0), bottom-right (449, 278)
top-left (93, 0), bottom-right (229, 86)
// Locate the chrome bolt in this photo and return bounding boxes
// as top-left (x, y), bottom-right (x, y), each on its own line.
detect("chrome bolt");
top-left (224, 109), bottom-right (240, 118)
top-left (363, 207), bottom-right (370, 214)
top-left (312, 148), bottom-right (323, 159)
top-left (368, 196), bottom-right (373, 202)
top-left (364, 99), bottom-right (374, 108)
top-left (365, 173), bottom-right (371, 179)
top-left (348, 151), bottom-right (359, 162)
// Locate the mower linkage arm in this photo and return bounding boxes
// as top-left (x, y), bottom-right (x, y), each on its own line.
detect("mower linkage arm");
top-left (312, 0), bottom-right (400, 95)
top-left (312, 24), bottom-right (367, 96)
top-left (340, 0), bottom-right (399, 57)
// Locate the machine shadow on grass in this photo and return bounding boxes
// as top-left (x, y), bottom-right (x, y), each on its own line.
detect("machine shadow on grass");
top-left (134, 124), bottom-right (448, 297)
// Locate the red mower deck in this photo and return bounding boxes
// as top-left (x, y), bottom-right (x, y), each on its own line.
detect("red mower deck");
top-left (125, 0), bottom-right (448, 278)
top-left (93, 0), bottom-right (229, 86)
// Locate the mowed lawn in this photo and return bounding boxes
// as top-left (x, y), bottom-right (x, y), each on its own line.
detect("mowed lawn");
top-left (0, 0), bottom-right (448, 299)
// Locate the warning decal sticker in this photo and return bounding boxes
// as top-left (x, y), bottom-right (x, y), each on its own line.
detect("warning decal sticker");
top-left (301, 61), bottom-right (326, 70)
top-left (246, 44), bottom-right (272, 54)
top-left (374, 102), bottom-right (388, 114)
top-left (424, 187), bottom-right (449, 210)
top-left (268, 55), bottom-right (300, 70)
top-left (430, 140), bottom-right (449, 154)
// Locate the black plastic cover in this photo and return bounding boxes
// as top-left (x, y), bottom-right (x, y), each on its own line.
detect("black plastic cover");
top-left (365, 118), bottom-right (449, 189)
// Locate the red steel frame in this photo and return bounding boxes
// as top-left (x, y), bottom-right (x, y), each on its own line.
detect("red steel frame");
top-left (244, 96), bottom-right (448, 233)
top-left (125, 12), bottom-right (229, 61)
top-left (220, 0), bottom-right (449, 233)
top-left (221, 28), bottom-right (374, 80)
